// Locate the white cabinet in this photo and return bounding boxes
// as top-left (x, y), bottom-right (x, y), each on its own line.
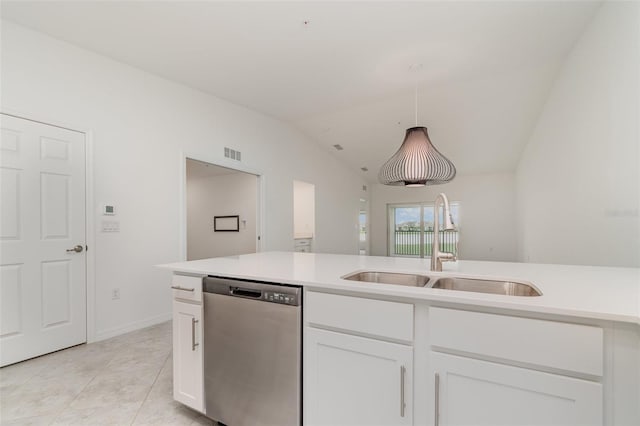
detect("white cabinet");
top-left (173, 300), bottom-right (203, 412)
top-left (172, 274), bottom-right (204, 414)
top-left (304, 290), bottom-right (415, 425)
top-left (301, 291), bottom-right (623, 426)
top-left (430, 352), bottom-right (602, 426)
top-left (294, 238), bottom-right (313, 252)
top-left (427, 307), bottom-right (604, 426)
top-left (305, 327), bottom-right (413, 426)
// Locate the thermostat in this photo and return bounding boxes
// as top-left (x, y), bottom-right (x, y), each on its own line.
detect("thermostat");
top-left (102, 204), bottom-right (116, 215)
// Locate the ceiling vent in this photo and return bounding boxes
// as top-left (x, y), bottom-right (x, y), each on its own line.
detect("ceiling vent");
top-left (224, 147), bottom-right (242, 161)
top-left (332, 144), bottom-right (344, 151)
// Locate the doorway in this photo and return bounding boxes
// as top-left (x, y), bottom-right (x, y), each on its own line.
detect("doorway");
top-left (387, 202), bottom-right (460, 258)
top-left (359, 198), bottom-right (369, 255)
top-left (293, 180), bottom-right (315, 252)
top-left (184, 158), bottom-right (260, 260)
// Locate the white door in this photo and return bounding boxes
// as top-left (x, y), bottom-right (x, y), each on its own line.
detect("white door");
top-left (0, 113), bottom-right (87, 366)
top-left (305, 327), bottom-right (413, 426)
top-left (430, 352), bottom-right (602, 426)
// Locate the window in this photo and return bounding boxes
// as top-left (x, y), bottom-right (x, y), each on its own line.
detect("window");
top-left (388, 202), bottom-right (460, 258)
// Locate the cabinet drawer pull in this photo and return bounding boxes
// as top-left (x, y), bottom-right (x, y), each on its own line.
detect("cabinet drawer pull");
top-left (400, 365), bottom-right (406, 417)
top-left (191, 318), bottom-right (199, 351)
top-left (171, 285), bottom-right (195, 292)
top-left (435, 372), bottom-right (440, 426)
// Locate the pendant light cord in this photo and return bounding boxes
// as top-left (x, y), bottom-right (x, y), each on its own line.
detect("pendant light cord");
top-left (414, 85), bottom-right (418, 126)
top-left (409, 63), bottom-right (422, 127)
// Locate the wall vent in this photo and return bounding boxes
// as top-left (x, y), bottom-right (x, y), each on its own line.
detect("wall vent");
top-left (224, 147), bottom-right (242, 161)
top-left (332, 144), bottom-right (344, 151)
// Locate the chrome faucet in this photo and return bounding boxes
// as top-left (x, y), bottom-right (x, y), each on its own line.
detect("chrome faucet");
top-left (431, 193), bottom-right (457, 272)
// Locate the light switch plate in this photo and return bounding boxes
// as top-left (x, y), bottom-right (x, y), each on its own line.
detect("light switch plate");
top-left (102, 220), bottom-right (120, 232)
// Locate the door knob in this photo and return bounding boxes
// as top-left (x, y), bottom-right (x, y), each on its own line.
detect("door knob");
top-left (66, 245), bottom-right (84, 253)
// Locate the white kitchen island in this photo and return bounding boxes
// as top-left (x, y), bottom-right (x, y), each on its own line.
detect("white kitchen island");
top-left (160, 251), bottom-right (640, 426)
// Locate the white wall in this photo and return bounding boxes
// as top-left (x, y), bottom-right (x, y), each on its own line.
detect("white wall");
top-left (516, 2), bottom-right (640, 267)
top-left (370, 173), bottom-right (517, 262)
top-left (0, 21), bottom-right (366, 340)
top-left (187, 172), bottom-right (257, 260)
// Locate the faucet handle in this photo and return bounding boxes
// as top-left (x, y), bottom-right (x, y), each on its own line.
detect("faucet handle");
top-left (440, 238), bottom-right (458, 263)
top-left (453, 238), bottom-right (459, 261)
top-left (439, 252), bottom-right (456, 261)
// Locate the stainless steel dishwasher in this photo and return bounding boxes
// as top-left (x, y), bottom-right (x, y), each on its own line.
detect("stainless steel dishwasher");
top-left (203, 276), bottom-right (302, 426)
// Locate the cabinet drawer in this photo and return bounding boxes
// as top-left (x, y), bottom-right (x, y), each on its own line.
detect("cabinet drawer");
top-left (429, 307), bottom-right (603, 376)
top-left (306, 291), bottom-right (413, 343)
top-left (172, 274), bottom-right (203, 303)
top-left (294, 239), bottom-right (311, 247)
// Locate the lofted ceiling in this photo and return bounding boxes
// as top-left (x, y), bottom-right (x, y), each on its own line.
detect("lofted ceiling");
top-left (1, 1), bottom-right (601, 181)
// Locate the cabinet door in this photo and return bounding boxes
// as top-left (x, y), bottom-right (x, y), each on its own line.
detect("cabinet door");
top-left (305, 327), bottom-right (413, 426)
top-left (430, 352), bottom-right (602, 426)
top-left (172, 300), bottom-right (204, 413)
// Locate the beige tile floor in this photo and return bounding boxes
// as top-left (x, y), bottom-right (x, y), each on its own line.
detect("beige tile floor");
top-left (0, 321), bottom-right (215, 425)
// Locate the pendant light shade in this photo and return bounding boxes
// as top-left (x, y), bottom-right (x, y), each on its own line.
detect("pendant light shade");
top-left (378, 126), bottom-right (456, 186)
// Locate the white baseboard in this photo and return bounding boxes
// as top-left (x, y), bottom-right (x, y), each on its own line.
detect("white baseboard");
top-left (91, 312), bottom-right (172, 343)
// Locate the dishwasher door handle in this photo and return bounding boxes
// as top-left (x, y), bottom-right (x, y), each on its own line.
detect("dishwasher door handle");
top-left (230, 287), bottom-right (262, 299)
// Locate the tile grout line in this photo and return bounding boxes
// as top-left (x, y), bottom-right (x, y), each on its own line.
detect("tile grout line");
top-left (1, 359), bottom-right (50, 396)
top-left (46, 355), bottom-right (115, 426)
top-left (1, 351), bottom-right (104, 425)
top-left (129, 351), bottom-right (172, 426)
top-left (0, 324), bottom-right (173, 425)
top-left (1, 341), bottom-right (90, 395)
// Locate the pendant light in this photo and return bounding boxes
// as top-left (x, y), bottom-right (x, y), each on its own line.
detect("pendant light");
top-left (378, 78), bottom-right (456, 187)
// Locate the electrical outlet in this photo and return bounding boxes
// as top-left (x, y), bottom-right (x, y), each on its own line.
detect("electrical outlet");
top-left (112, 288), bottom-right (120, 300)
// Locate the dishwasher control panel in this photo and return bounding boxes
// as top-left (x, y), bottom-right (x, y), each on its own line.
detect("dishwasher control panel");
top-left (264, 291), bottom-right (299, 305)
top-left (204, 276), bottom-right (301, 307)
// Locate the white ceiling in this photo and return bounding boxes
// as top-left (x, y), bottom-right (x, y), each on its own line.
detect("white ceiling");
top-left (1, 1), bottom-right (601, 181)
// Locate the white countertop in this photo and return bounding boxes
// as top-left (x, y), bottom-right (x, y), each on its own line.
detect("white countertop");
top-left (159, 251), bottom-right (640, 325)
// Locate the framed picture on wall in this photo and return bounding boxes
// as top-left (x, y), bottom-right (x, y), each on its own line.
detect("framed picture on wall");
top-left (214, 215), bottom-right (240, 232)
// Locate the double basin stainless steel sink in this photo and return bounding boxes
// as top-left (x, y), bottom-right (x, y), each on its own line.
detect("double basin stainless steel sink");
top-left (342, 271), bottom-right (542, 297)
